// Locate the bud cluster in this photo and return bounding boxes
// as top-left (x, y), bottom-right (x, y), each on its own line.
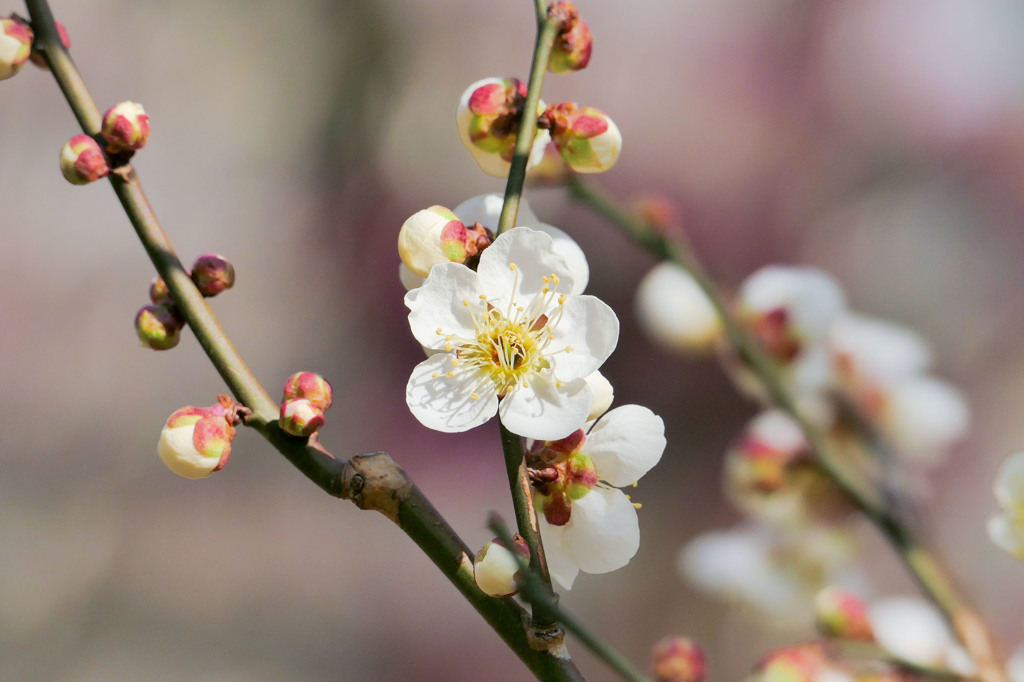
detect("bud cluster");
top-left (134, 254), bottom-right (236, 350)
top-left (278, 372), bottom-right (333, 437)
top-left (58, 100), bottom-right (150, 186)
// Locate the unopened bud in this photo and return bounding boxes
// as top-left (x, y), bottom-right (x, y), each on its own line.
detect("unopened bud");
top-left (157, 396), bottom-right (241, 479)
top-left (651, 636), bottom-right (707, 682)
top-left (101, 101), bottom-right (150, 152)
top-left (584, 370), bottom-right (614, 421)
top-left (473, 536), bottom-right (530, 597)
top-left (149, 276), bottom-right (172, 305)
top-left (283, 372), bottom-right (333, 412)
top-left (399, 206), bottom-right (467, 277)
top-left (0, 17), bottom-right (33, 80)
top-left (28, 20), bottom-right (70, 69)
top-left (190, 253), bottom-right (235, 297)
top-left (455, 77), bottom-right (550, 177)
top-left (815, 587), bottom-right (874, 641)
top-left (59, 134), bottom-right (109, 185)
top-left (135, 303), bottom-right (182, 350)
top-left (548, 2), bottom-right (592, 74)
top-left (541, 102), bottom-right (621, 174)
top-left (635, 263), bottom-right (721, 354)
top-left (279, 398), bottom-right (325, 437)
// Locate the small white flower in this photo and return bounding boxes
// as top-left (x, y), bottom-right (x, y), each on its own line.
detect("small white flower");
top-left (829, 312), bottom-right (932, 393)
top-left (868, 596), bottom-right (974, 675)
top-left (530, 404), bottom-right (665, 589)
top-left (635, 262), bottom-right (721, 353)
top-left (879, 376), bottom-right (969, 462)
top-left (405, 227), bottom-right (618, 439)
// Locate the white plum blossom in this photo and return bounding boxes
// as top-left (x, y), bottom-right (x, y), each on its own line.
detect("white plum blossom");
top-left (988, 450), bottom-right (1024, 560)
top-left (877, 376), bottom-right (969, 463)
top-left (868, 596), bottom-right (974, 675)
top-left (405, 227), bottom-right (618, 440)
top-left (529, 404), bottom-right (665, 590)
top-left (635, 262), bottom-right (721, 354)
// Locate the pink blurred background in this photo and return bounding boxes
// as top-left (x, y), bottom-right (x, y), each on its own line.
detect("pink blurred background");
top-left (4, 1), bottom-right (1024, 679)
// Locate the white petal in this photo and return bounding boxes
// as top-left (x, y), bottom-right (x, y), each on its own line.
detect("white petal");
top-left (584, 405), bottom-right (665, 487)
top-left (988, 513), bottom-right (1024, 560)
top-left (829, 312), bottom-right (932, 386)
top-left (398, 263), bottom-right (425, 292)
top-left (537, 518), bottom-right (580, 591)
top-left (405, 263), bottom-right (480, 349)
top-left (498, 375), bottom-right (592, 440)
top-left (635, 262), bottom-right (721, 353)
top-left (476, 227), bottom-right (575, 301)
top-left (869, 596), bottom-right (956, 667)
top-left (536, 222), bottom-right (589, 295)
top-left (453, 193), bottom-right (541, 231)
top-left (406, 354), bottom-right (497, 433)
top-left (881, 376), bottom-right (969, 462)
top-left (549, 295), bottom-right (619, 379)
top-left (474, 542), bottom-right (522, 597)
top-left (584, 371), bottom-right (614, 422)
top-left (994, 451), bottom-right (1024, 515)
top-left (561, 487), bottom-right (640, 574)
top-left (740, 265), bottom-right (846, 341)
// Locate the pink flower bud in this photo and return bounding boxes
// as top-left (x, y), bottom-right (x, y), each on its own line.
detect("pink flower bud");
top-left (28, 19), bottom-right (70, 69)
top-left (455, 77), bottom-right (551, 177)
top-left (149, 276), bottom-right (172, 305)
top-left (282, 372), bottom-right (333, 412)
top-left (157, 396), bottom-right (241, 479)
top-left (752, 643), bottom-right (827, 682)
top-left (0, 17), bottom-right (33, 80)
top-left (814, 587), bottom-right (874, 641)
top-left (190, 253), bottom-right (235, 297)
top-left (59, 134), bottom-right (109, 185)
top-left (279, 398), bottom-right (325, 437)
top-left (398, 206), bottom-right (492, 277)
top-left (651, 636), bottom-right (707, 682)
top-left (473, 536), bottom-right (530, 598)
top-left (541, 102), bottom-right (621, 174)
top-left (101, 101), bottom-right (150, 152)
top-left (135, 303), bottom-right (183, 350)
top-left (548, 2), bottom-right (592, 74)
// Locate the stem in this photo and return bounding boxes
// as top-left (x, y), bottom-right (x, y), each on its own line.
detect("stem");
top-left (500, 420), bottom-right (559, 627)
top-left (27, 2), bottom-right (587, 678)
top-left (568, 176), bottom-right (1009, 682)
top-left (490, 515), bottom-right (654, 682)
top-left (496, 10), bottom-right (559, 236)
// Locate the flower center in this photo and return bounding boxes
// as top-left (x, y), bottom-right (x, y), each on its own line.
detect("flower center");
top-left (437, 263), bottom-right (572, 399)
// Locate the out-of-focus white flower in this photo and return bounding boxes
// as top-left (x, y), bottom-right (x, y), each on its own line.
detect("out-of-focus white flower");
top-left (635, 262), bottom-right (722, 354)
top-left (868, 596), bottom-right (974, 676)
top-left (988, 450), bottom-right (1024, 560)
top-left (878, 376), bottom-right (969, 463)
top-left (735, 265), bottom-right (847, 396)
top-left (530, 404), bottom-right (665, 589)
top-left (1007, 641), bottom-right (1024, 682)
top-left (829, 313), bottom-right (932, 397)
top-left (405, 227), bottom-right (618, 439)
top-left (455, 77), bottom-right (550, 177)
top-left (679, 523), bottom-right (864, 626)
top-left (650, 636), bottom-right (707, 682)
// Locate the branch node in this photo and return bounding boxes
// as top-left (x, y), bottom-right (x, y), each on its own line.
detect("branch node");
top-left (524, 617), bottom-right (569, 659)
top-left (340, 451), bottom-right (412, 523)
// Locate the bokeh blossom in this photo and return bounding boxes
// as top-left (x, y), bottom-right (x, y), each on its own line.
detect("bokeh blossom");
top-left (530, 404), bottom-right (665, 589)
top-left (405, 227), bottom-right (618, 439)
top-left (988, 450), bottom-right (1024, 560)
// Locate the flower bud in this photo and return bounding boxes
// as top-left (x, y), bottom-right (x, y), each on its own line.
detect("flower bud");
top-left (149, 276), bottom-right (172, 305)
top-left (101, 101), bottom-right (150, 152)
top-left (28, 20), bottom-right (70, 69)
top-left (651, 636), bottom-right (707, 682)
top-left (584, 370), bottom-right (614, 422)
top-left (190, 253), bottom-right (235, 297)
top-left (636, 263), bottom-right (721, 354)
top-left (473, 536), bottom-right (529, 598)
top-left (59, 134), bottom-right (109, 185)
top-left (398, 206), bottom-right (490, 277)
top-left (279, 398), bottom-right (325, 437)
top-left (0, 17), bottom-right (33, 80)
top-left (157, 396), bottom-right (240, 479)
top-left (541, 102), bottom-right (621, 174)
top-left (814, 587), bottom-right (874, 641)
top-left (455, 77), bottom-right (550, 177)
top-left (135, 303), bottom-right (183, 350)
top-left (548, 2), bottom-right (592, 74)
top-left (283, 372), bottom-right (333, 412)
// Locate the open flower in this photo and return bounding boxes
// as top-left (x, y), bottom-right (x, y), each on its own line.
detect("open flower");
top-left (529, 404), bottom-right (665, 589)
top-left (405, 227), bottom-right (618, 439)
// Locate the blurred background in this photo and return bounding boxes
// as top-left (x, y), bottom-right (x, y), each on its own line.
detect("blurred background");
top-left (4, 0), bottom-right (1024, 679)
